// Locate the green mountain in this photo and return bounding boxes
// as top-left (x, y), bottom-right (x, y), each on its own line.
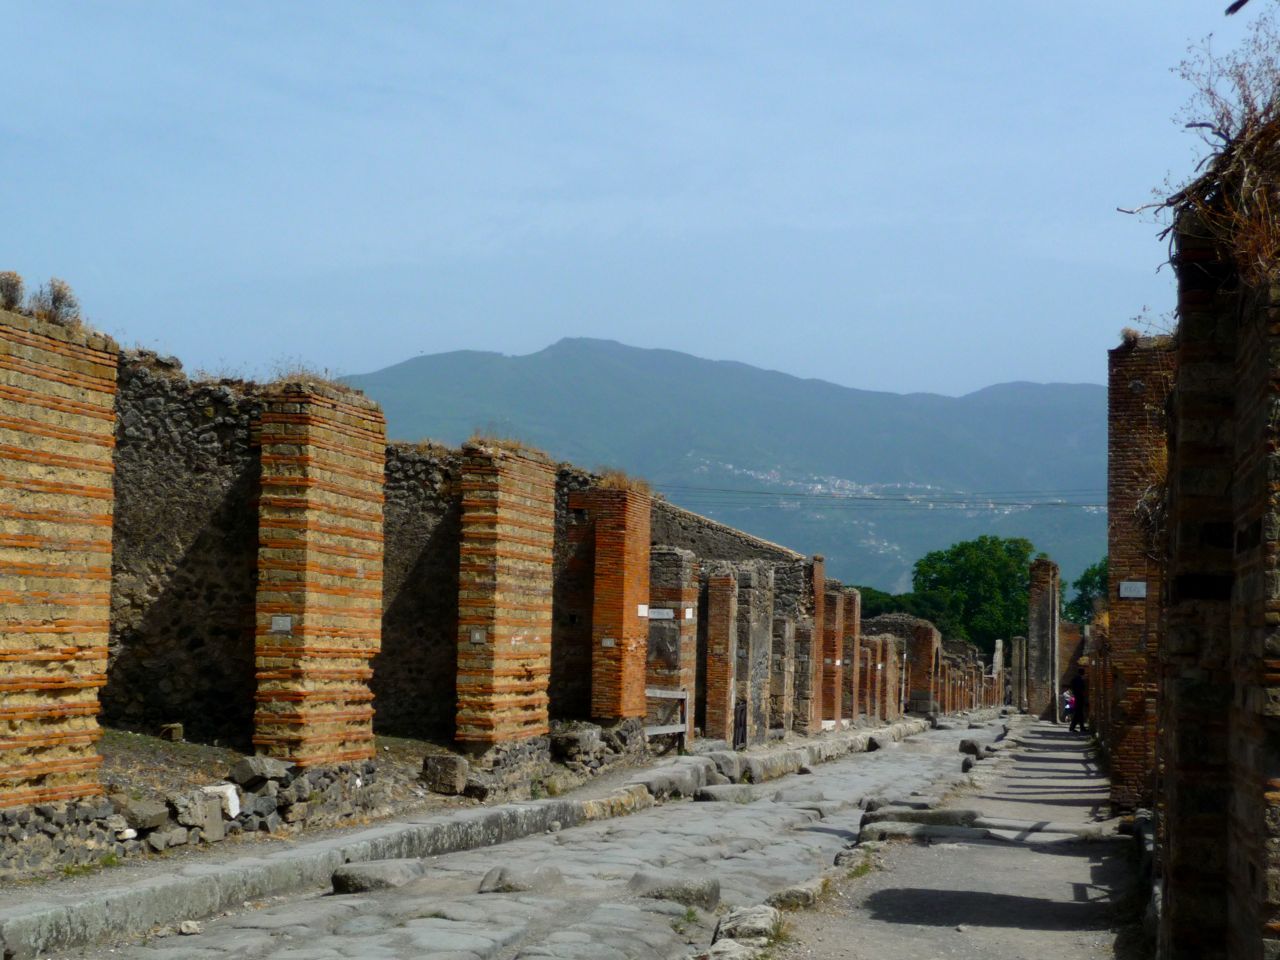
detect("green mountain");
top-left (345, 338), bottom-right (1105, 592)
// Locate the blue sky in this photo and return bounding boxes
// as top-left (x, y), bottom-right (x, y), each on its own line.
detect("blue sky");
top-left (1, 3), bottom-right (1256, 395)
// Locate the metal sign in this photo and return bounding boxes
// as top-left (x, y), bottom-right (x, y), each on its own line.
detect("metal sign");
top-left (1119, 581), bottom-right (1148, 599)
top-left (270, 615), bottom-right (293, 634)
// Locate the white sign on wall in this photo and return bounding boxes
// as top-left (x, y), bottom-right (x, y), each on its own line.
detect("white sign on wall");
top-left (649, 608), bottom-right (676, 620)
top-left (1119, 581), bottom-right (1148, 599)
top-left (270, 615), bottom-right (293, 634)
top-left (637, 604), bottom-right (649, 618)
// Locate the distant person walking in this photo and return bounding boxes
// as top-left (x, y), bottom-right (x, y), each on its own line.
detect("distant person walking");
top-left (1068, 668), bottom-right (1088, 733)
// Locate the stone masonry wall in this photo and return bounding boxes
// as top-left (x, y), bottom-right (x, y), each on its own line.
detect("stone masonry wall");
top-left (375, 443), bottom-right (461, 738)
top-left (735, 561), bottom-right (773, 745)
top-left (550, 466), bottom-right (595, 720)
top-left (770, 616), bottom-right (795, 732)
top-left (650, 500), bottom-right (802, 566)
top-left (252, 385), bottom-right (385, 767)
top-left (106, 355), bottom-right (261, 748)
top-left (0, 309), bottom-right (117, 809)
top-left (1107, 335), bottom-right (1172, 811)
top-left (1027, 558), bottom-right (1061, 722)
top-left (455, 444), bottom-right (556, 745)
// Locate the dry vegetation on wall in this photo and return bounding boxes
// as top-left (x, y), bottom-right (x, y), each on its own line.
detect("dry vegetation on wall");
top-left (1155, 13), bottom-right (1280, 281)
top-left (466, 430), bottom-right (552, 461)
top-left (594, 468), bottom-right (653, 495)
top-left (0, 271), bottom-right (82, 327)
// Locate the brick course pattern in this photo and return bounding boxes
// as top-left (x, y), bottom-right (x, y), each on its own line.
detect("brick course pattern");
top-left (821, 580), bottom-right (845, 722)
top-left (1107, 336), bottom-right (1172, 811)
top-left (647, 546), bottom-right (698, 737)
top-left (735, 563), bottom-right (774, 744)
top-left (0, 309), bottom-right (117, 809)
top-left (252, 385), bottom-right (386, 767)
top-left (579, 488), bottom-right (651, 720)
top-left (702, 569), bottom-right (738, 744)
top-left (770, 616), bottom-right (795, 732)
top-left (907, 621), bottom-right (940, 714)
top-left (454, 444), bottom-right (556, 744)
top-left (1027, 559), bottom-right (1061, 722)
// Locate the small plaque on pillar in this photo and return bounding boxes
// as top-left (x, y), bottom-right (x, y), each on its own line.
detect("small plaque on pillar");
top-left (637, 604), bottom-right (648, 618)
top-left (601, 637), bottom-right (616, 648)
top-left (649, 608), bottom-right (675, 620)
top-left (270, 615), bottom-right (293, 635)
top-left (1119, 581), bottom-right (1148, 599)
top-left (684, 608), bottom-right (694, 620)
top-left (470, 627), bottom-right (486, 645)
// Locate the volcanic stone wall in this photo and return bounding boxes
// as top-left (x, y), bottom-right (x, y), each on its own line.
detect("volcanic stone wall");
top-left (106, 355), bottom-right (261, 747)
top-left (549, 466), bottom-right (595, 719)
top-left (821, 580), bottom-right (845, 722)
top-left (1107, 335), bottom-right (1172, 811)
top-left (455, 444), bottom-right (556, 745)
top-left (0, 309), bottom-right (117, 809)
top-left (1010, 636), bottom-right (1027, 710)
top-left (252, 384), bottom-right (386, 766)
top-left (1027, 558), bottom-right (1060, 721)
top-left (770, 616), bottom-right (795, 731)
top-left (375, 443), bottom-right (461, 738)
top-left (650, 500), bottom-right (801, 565)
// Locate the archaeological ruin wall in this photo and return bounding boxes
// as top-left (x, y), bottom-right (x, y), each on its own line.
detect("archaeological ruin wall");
top-left (1027, 558), bottom-right (1060, 721)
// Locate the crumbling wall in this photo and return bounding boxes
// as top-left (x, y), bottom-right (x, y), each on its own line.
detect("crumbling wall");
top-left (648, 546), bottom-right (698, 736)
top-left (106, 355), bottom-right (261, 747)
top-left (550, 466), bottom-right (595, 719)
top-left (374, 443), bottom-right (461, 738)
top-left (702, 566), bottom-right (738, 744)
top-left (650, 500), bottom-right (801, 565)
top-left (1027, 558), bottom-right (1060, 721)
top-left (734, 561), bottom-right (773, 744)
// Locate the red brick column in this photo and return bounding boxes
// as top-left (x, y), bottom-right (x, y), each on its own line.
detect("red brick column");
top-left (703, 569), bottom-right (738, 744)
top-left (906, 622), bottom-right (940, 714)
top-left (1107, 335), bottom-right (1172, 810)
top-left (455, 444), bottom-right (555, 745)
top-left (809, 557), bottom-right (825, 725)
top-left (578, 488), bottom-right (650, 721)
top-left (883, 639), bottom-right (902, 719)
top-left (822, 581), bottom-right (844, 722)
top-left (841, 588), bottom-right (861, 720)
top-left (253, 385), bottom-right (385, 766)
top-left (648, 546), bottom-right (698, 737)
top-left (0, 310), bottom-right (116, 808)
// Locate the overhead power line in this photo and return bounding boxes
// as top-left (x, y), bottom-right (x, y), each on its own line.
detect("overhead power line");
top-left (653, 481), bottom-right (1105, 510)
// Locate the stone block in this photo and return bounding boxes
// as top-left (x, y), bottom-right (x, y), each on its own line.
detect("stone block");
top-left (423, 755), bottom-right (470, 795)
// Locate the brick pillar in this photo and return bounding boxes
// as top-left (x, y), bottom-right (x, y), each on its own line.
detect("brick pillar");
top-left (871, 637), bottom-right (884, 719)
top-left (1108, 335), bottom-right (1172, 811)
top-left (821, 580), bottom-right (844, 722)
top-left (0, 310), bottom-right (116, 809)
top-left (1027, 558), bottom-right (1060, 721)
top-left (1011, 636), bottom-right (1027, 710)
top-left (648, 546), bottom-right (698, 738)
top-left (991, 639), bottom-right (1004, 709)
top-left (578, 488), bottom-right (650, 721)
top-left (906, 621), bottom-right (940, 714)
top-left (454, 444), bottom-right (555, 746)
top-left (770, 617), bottom-right (795, 732)
top-left (841, 588), bottom-right (861, 720)
top-left (792, 619), bottom-right (820, 735)
top-left (809, 557), bottom-right (825, 725)
top-left (884, 639), bottom-right (902, 719)
top-left (703, 569), bottom-right (738, 744)
top-left (253, 385), bottom-right (385, 766)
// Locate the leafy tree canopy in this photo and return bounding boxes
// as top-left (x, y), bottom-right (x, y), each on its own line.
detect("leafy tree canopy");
top-left (1063, 556), bottom-right (1107, 625)
top-left (856, 535), bottom-right (1036, 660)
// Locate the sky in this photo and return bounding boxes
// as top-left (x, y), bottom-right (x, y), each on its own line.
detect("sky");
top-left (0, 2), bottom-right (1259, 395)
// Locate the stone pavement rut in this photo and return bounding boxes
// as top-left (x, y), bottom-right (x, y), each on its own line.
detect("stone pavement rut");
top-left (35, 717), bottom-right (1001, 960)
top-left (775, 719), bottom-right (1139, 960)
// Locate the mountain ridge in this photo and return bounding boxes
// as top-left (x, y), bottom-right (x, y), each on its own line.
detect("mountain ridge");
top-left (344, 337), bottom-right (1105, 592)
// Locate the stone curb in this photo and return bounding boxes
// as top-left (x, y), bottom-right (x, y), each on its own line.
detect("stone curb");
top-left (0, 714), bottom-right (957, 958)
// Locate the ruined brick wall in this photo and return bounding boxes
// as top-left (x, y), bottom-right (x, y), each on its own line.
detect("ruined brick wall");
top-left (455, 444), bottom-right (555, 745)
top-left (1159, 221), bottom-right (1234, 959)
top-left (735, 561), bottom-right (774, 744)
top-left (1011, 636), bottom-right (1028, 710)
top-left (882, 637), bottom-right (903, 720)
top-left (864, 614), bottom-right (940, 715)
top-left (252, 385), bottom-right (385, 766)
top-left (780, 556), bottom-right (822, 735)
top-left (702, 567), bottom-right (738, 743)
top-left (375, 443), bottom-right (461, 738)
top-left (650, 500), bottom-right (802, 565)
top-left (105, 355), bottom-right (260, 747)
top-left (841, 588), bottom-right (861, 720)
top-left (648, 546), bottom-right (698, 735)
top-left (0, 309), bottom-right (117, 808)
top-left (1027, 558), bottom-right (1060, 721)
top-left (581, 488), bottom-right (651, 721)
top-left (1107, 335), bottom-right (1172, 811)
top-left (821, 580), bottom-right (845, 722)
top-left (550, 466), bottom-right (595, 719)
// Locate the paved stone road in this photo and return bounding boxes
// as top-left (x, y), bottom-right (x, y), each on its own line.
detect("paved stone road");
top-left (64, 724), bottom-right (993, 960)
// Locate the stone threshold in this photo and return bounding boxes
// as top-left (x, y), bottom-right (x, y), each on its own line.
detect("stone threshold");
top-left (0, 714), bottom-right (955, 959)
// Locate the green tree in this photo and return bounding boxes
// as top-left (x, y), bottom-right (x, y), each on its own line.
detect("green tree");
top-left (910, 535), bottom-right (1036, 658)
top-left (1064, 557), bottom-right (1107, 624)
